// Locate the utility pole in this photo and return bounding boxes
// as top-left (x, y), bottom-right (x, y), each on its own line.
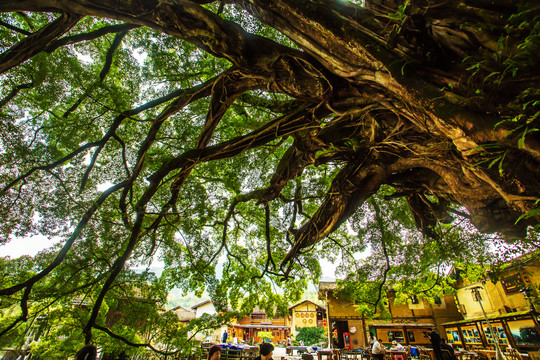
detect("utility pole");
top-left (470, 286), bottom-right (506, 360)
top-left (325, 291), bottom-right (332, 349)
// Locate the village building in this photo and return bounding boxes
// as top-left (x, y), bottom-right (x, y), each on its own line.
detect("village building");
top-left (190, 300), bottom-right (292, 344)
top-left (289, 300), bottom-right (327, 337)
top-left (171, 305), bottom-right (196, 326)
top-left (318, 281), bottom-right (462, 349)
top-left (229, 307), bottom-right (291, 345)
top-left (191, 300), bottom-right (227, 343)
top-left (442, 252), bottom-right (540, 357)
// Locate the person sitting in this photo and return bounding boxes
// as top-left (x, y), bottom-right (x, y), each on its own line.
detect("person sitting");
top-left (255, 342), bottom-right (274, 360)
top-left (372, 338), bottom-right (385, 360)
top-left (440, 339), bottom-right (456, 360)
top-left (75, 344), bottom-right (97, 360)
top-left (208, 345), bottom-right (223, 360)
top-left (391, 341), bottom-right (405, 351)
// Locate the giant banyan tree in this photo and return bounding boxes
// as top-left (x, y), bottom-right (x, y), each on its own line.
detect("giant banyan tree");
top-left (0, 0), bottom-right (539, 354)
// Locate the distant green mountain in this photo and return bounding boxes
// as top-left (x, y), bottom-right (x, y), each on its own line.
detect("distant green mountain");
top-left (167, 288), bottom-right (209, 310)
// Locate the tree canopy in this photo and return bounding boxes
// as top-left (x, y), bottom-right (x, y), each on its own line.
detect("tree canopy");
top-left (1, 0), bottom-right (539, 357)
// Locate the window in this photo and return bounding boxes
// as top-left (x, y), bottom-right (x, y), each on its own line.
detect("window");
top-left (507, 319), bottom-right (540, 346)
top-left (434, 297), bottom-right (442, 305)
top-left (388, 330), bottom-right (405, 342)
top-left (501, 274), bottom-right (525, 295)
top-left (411, 295), bottom-right (419, 304)
top-left (472, 291), bottom-right (483, 302)
top-left (408, 331), bottom-right (415, 342)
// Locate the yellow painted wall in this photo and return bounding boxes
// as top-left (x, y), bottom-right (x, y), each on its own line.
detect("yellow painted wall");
top-left (456, 263), bottom-right (540, 320)
top-left (326, 293), bottom-right (362, 318)
top-left (389, 293), bottom-right (459, 317)
top-left (325, 292), bottom-right (366, 348)
top-left (348, 319), bottom-right (365, 348)
top-left (322, 290), bottom-right (461, 348)
top-left (291, 301), bottom-right (324, 337)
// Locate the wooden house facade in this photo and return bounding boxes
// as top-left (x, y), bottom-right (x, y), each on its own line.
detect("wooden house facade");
top-left (229, 309), bottom-right (290, 345)
top-left (318, 281), bottom-right (462, 349)
top-left (442, 253), bottom-right (540, 358)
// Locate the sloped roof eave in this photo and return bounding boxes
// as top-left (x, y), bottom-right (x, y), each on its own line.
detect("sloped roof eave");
top-left (442, 310), bottom-right (535, 326)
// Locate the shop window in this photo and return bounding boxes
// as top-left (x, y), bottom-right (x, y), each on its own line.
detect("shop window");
top-left (507, 319), bottom-right (540, 346)
top-left (388, 330), bottom-right (405, 342)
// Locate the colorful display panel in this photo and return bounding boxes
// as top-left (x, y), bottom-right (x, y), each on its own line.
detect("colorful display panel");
top-left (461, 325), bottom-right (482, 345)
top-left (482, 322), bottom-right (509, 345)
top-left (446, 328), bottom-right (462, 345)
top-left (507, 319), bottom-right (540, 346)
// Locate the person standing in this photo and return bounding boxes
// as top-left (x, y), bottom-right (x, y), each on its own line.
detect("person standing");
top-left (255, 342), bottom-right (274, 360)
top-left (369, 333), bottom-right (377, 346)
top-left (429, 327), bottom-right (443, 360)
top-left (222, 330), bottom-right (228, 343)
top-left (372, 338), bottom-right (385, 360)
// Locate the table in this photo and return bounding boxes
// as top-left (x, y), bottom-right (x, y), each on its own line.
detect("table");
top-left (317, 350), bottom-right (336, 360)
top-left (474, 349), bottom-right (529, 360)
top-left (341, 350), bottom-right (362, 360)
top-left (417, 347), bottom-right (435, 360)
top-left (287, 347), bottom-right (321, 356)
top-left (454, 350), bottom-right (478, 360)
top-left (288, 347), bottom-right (309, 355)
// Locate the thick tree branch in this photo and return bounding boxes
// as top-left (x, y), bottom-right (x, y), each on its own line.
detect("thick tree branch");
top-left (64, 30), bottom-right (129, 119)
top-left (0, 12), bottom-right (81, 74)
top-left (93, 324), bottom-right (178, 355)
top-left (0, 286), bottom-right (31, 338)
top-left (0, 81), bottom-right (33, 108)
top-left (0, 180), bottom-right (127, 297)
top-left (0, 19), bottom-right (31, 35)
top-left (45, 23), bottom-right (139, 53)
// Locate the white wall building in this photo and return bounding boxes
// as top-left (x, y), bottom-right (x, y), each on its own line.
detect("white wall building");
top-left (191, 300), bottom-right (228, 343)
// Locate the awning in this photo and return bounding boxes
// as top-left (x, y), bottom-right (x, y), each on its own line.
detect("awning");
top-left (230, 324), bottom-right (290, 329)
top-left (442, 310), bottom-right (536, 326)
top-left (371, 323), bottom-right (434, 328)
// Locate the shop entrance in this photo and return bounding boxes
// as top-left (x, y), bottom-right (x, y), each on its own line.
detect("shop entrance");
top-left (331, 320), bottom-right (349, 349)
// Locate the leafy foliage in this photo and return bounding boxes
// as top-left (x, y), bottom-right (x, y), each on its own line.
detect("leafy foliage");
top-left (0, 0), bottom-right (539, 358)
top-left (296, 327), bottom-right (326, 346)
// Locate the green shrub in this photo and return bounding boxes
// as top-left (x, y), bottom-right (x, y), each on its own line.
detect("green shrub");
top-left (296, 327), bottom-right (325, 346)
